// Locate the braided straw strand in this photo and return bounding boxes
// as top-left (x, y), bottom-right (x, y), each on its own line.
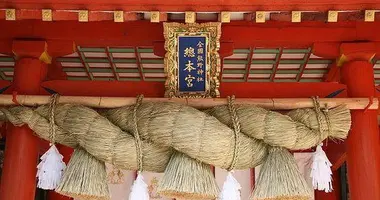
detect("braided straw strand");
top-left (227, 95), bottom-right (241, 171)
top-left (48, 93), bottom-right (59, 144)
top-left (133, 95), bottom-right (144, 172)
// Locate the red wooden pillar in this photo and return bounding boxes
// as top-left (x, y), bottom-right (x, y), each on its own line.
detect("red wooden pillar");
top-left (0, 41), bottom-right (49, 200)
top-left (339, 43), bottom-right (380, 200)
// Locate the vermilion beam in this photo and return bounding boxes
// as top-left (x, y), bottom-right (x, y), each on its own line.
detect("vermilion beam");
top-left (41, 80), bottom-right (347, 98)
top-left (2, 21), bottom-right (380, 48)
top-left (1, 0), bottom-right (380, 11)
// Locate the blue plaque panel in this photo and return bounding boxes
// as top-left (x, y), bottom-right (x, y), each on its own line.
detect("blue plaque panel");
top-left (178, 36), bottom-right (207, 92)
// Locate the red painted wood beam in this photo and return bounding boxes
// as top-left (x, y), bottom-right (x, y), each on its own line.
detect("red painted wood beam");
top-left (0, 10), bottom-right (142, 21)
top-left (2, 20), bottom-right (380, 49)
top-left (1, 0), bottom-right (380, 11)
top-left (41, 80), bottom-right (347, 98)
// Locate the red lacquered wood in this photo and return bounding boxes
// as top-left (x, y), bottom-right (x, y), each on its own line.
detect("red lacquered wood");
top-left (340, 60), bottom-right (380, 200)
top-left (41, 80), bottom-right (347, 98)
top-left (0, 56), bottom-right (47, 200)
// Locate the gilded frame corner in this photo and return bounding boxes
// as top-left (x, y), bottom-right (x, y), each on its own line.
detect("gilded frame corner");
top-left (164, 22), bottom-right (221, 98)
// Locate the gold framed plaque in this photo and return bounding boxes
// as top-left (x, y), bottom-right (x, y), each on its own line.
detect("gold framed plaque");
top-left (164, 22), bottom-right (221, 98)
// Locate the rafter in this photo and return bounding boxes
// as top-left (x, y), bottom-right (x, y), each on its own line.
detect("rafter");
top-left (76, 46), bottom-right (94, 80)
top-left (244, 47), bottom-right (254, 82)
top-left (296, 48), bottom-right (312, 82)
top-left (134, 47), bottom-right (144, 81)
top-left (270, 48), bottom-right (283, 82)
top-left (105, 47), bottom-right (120, 81)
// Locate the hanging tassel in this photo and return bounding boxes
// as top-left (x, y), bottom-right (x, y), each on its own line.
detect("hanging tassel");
top-left (129, 172), bottom-right (149, 200)
top-left (219, 171), bottom-right (241, 200)
top-left (311, 143), bottom-right (333, 193)
top-left (251, 147), bottom-right (312, 200)
top-left (37, 144), bottom-right (66, 190)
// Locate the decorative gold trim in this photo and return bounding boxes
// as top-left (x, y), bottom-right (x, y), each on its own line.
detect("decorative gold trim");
top-left (220, 12), bottom-right (230, 23)
top-left (365, 10), bottom-right (376, 22)
top-left (256, 11), bottom-right (266, 23)
top-left (292, 11), bottom-right (301, 23)
top-left (114, 11), bottom-right (124, 23)
top-left (328, 11), bottom-right (338, 22)
top-left (78, 10), bottom-right (89, 22)
top-left (185, 12), bottom-right (196, 23)
top-left (164, 22), bottom-right (221, 98)
top-left (39, 51), bottom-right (52, 64)
top-left (336, 54), bottom-right (347, 67)
top-left (42, 9), bottom-right (53, 21)
top-left (5, 9), bottom-right (16, 21)
top-left (151, 11), bottom-right (160, 23)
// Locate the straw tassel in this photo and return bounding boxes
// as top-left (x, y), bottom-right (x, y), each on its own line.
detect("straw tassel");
top-left (251, 147), bottom-right (312, 200)
top-left (37, 144), bottom-right (66, 190)
top-left (311, 144), bottom-right (333, 192)
top-left (219, 171), bottom-right (241, 200)
top-left (129, 172), bottom-right (149, 200)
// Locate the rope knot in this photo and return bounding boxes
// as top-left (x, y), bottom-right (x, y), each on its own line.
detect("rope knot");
top-left (312, 96), bottom-right (331, 144)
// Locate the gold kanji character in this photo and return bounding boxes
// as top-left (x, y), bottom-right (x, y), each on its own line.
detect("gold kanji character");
top-left (185, 74), bottom-right (195, 87)
top-left (197, 69), bottom-right (204, 75)
top-left (197, 41), bottom-right (204, 48)
top-left (197, 63), bottom-right (204, 68)
top-left (184, 47), bottom-right (195, 57)
top-left (197, 55), bottom-right (204, 62)
top-left (197, 77), bottom-right (204, 82)
top-left (184, 60), bottom-right (196, 72)
top-left (197, 48), bottom-right (204, 55)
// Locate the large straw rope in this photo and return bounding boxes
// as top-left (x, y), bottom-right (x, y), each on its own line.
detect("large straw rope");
top-left (0, 97), bottom-right (351, 172)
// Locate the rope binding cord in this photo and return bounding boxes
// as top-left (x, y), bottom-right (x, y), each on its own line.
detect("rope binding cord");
top-left (311, 96), bottom-right (334, 193)
top-left (37, 93), bottom-right (66, 190)
top-left (219, 95), bottom-right (242, 200)
top-left (129, 94), bottom-right (149, 200)
top-left (312, 96), bottom-right (331, 144)
top-left (49, 93), bottom-right (60, 144)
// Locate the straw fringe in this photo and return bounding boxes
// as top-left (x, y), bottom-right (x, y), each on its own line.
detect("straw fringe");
top-left (55, 148), bottom-right (110, 200)
top-left (158, 151), bottom-right (219, 200)
top-left (251, 147), bottom-right (312, 200)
